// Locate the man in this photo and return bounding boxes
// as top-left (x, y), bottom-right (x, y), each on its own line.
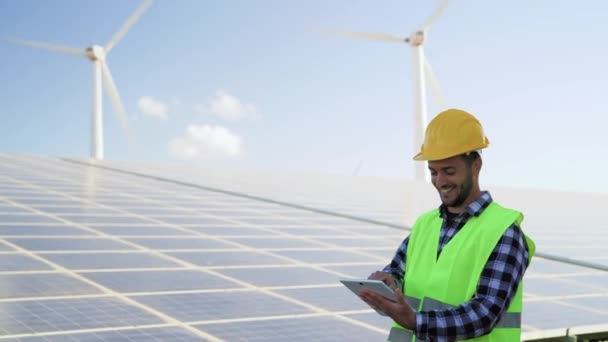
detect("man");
top-left (360, 108), bottom-right (535, 341)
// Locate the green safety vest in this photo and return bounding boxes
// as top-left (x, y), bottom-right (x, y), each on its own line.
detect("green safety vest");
top-left (388, 202), bottom-right (536, 341)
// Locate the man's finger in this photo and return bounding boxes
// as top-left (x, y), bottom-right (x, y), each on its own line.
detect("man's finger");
top-left (361, 290), bottom-right (382, 306)
top-left (368, 271), bottom-right (384, 280)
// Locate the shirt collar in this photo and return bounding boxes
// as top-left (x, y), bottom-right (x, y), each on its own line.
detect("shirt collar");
top-left (438, 191), bottom-right (493, 219)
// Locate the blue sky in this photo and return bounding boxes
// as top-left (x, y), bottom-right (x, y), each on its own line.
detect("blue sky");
top-left (1, 0), bottom-right (607, 194)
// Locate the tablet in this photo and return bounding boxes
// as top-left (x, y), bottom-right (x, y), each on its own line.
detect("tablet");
top-left (340, 279), bottom-right (397, 316)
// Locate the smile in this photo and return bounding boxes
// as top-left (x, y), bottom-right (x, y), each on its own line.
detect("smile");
top-left (440, 187), bottom-right (455, 194)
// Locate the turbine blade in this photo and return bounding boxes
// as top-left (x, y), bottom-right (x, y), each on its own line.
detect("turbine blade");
top-left (100, 60), bottom-right (134, 144)
top-left (105, 0), bottom-right (152, 53)
top-left (421, 0), bottom-right (450, 31)
top-left (1, 36), bottom-right (82, 56)
top-left (422, 52), bottom-right (447, 110)
top-left (316, 29), bottom-right (405, 44)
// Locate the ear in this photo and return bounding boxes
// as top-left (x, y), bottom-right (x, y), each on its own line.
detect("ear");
top-left (473, 157), bottom-right (482, 176)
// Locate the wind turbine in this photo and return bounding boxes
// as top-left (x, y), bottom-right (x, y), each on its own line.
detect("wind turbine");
top-left (1, 0), bottom-right (153, 160)
top-left (319, 0), bottom-right (450, 182)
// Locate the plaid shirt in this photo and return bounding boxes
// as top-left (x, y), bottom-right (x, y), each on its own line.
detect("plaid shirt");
top-left (382, 191), bottom-right (530, 341)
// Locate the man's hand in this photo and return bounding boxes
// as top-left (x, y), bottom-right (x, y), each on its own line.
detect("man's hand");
top-left (368, 271), bottom-right (397, 290)
top-left (359, 287), bottom-right (416, 330)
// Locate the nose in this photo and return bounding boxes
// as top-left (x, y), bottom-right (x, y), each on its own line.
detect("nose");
top-left (435, 172), bottom-right (446, 187)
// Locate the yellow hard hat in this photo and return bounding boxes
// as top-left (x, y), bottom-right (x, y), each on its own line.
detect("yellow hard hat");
top-left (413, 108), bottom-right (490, 161)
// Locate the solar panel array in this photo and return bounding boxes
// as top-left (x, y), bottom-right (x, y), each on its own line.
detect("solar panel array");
top-left (0, 154), bottom-right (606, 341)
top-left (104, 159), bottom-right (608, 272)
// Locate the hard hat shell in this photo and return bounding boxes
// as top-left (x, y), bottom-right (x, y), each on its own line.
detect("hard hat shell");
top-left (413, 108), bottom-right (490, 161)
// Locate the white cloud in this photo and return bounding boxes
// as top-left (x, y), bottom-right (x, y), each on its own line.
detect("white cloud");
top-left (168, 124), bottom-right (242, 160)
top-left (137, 96), bottom-right (169, 120)
top-left (195, 89), bottom-right (258, 121)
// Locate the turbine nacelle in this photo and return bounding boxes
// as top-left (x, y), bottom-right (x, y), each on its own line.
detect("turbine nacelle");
top-left (85, 45), bottom-right (106, 62)
top-left (405, 31), bottom-right (425, 47)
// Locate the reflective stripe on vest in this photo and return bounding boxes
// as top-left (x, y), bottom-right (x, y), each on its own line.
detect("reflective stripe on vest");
top-left (388, 327), bottom-right (415, 342)
top-left (421, 297), bottom-right (521, 328)
top-left (405, 296), bottom-right (420, 310)
top-left (388, 327), bottom-right (429, 342)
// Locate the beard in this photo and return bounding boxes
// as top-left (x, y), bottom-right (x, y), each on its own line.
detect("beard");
top-left (439, 168), bottom-right (474, 208)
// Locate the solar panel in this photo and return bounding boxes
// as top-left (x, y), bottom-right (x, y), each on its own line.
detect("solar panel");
top-left (107, 158), bottom-right (608, 269)
top-left (14, 327), bottom-right (205, 341)
top-left (0, 154), bottom-right (606, 341)
top-left (196, 316), bottom-right (388, 341)
top-left (0, 297), bottom-right (162, 335)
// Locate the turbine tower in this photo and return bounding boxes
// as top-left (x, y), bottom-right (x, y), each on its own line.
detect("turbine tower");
top-left (320, 0), bottom-right (450, 182)
top-left (2, 0), bottom-right (153, 160)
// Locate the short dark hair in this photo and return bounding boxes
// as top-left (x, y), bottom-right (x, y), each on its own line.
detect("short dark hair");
top-left (461, 151), bottom-right (480, 166)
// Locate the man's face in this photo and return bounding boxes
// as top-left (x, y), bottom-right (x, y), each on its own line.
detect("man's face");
top-left (428, 155), bottom-right (477, 210)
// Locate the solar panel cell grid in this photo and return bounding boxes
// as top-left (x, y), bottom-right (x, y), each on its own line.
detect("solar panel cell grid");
top-left (80, 270), bottom-right (242, 293)
top-left (0, 297), bottom-right (162, 335)
top-left (12, 327), bottom-right (205, 342)
top-left (227, 237), bottom-right (328, 249)
top-left (6, 238), bottom-right (135, 251)
top-left (273, 249), bottom-right (384, 264)
top-left (0, 254), bottom-right (52, 271)
top-left (88, 224), bottom-right (196, 236)
top-left (523, 300), bottom-right (608, 330)
top-left (0, 206), bottom-right (29, 214)
top-left (167, 251), bottom-right (291, 267)
top-left (42, 252), bottom-right (182, 270)
top-left (217, 266), bottom-right (347, 287)
top-left (187, 225), bottom-right (273, 236)
top-left (0, 215), bottom-right (62, 224)
top-left (0, 225), bottom-right (93, 236)
top-left (196, 316), bottom-right (387, 342)
top-left (0, 273), bottom-right (101, 299)
top-left (276, 286), bottom-right (371, 312)
top-left (57, 215), bottom-right (157, 225)
top-left (133, 291), bottom-right (313, 322)
top-left (125, 237), bottom-right (236, 250)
